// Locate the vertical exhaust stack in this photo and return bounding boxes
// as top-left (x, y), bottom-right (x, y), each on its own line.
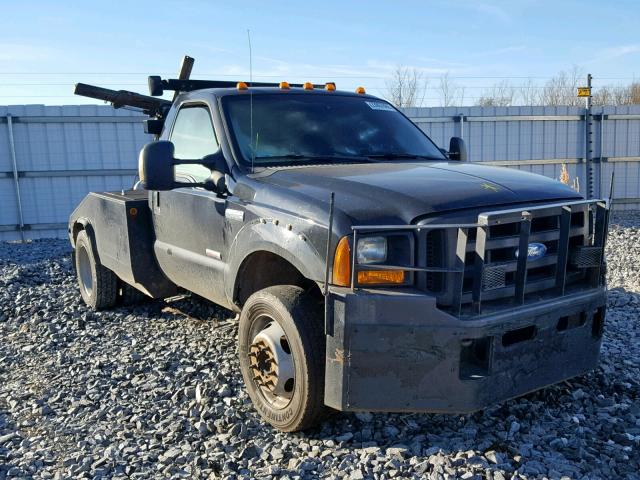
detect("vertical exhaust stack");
top-left (173, 55), bottom-right (195, 101)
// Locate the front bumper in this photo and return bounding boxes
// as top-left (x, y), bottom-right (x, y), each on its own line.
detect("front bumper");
top-left (324, 287), bottom-right (606, 412)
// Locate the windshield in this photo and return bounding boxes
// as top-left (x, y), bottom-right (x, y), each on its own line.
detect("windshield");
top-left (222, 93), bottom-right (446, 166)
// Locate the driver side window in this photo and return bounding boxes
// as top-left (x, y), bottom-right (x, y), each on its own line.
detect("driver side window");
top-left (170, 105), bottom-right (219, 183)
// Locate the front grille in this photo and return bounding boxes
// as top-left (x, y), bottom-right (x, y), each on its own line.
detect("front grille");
top-left (482, 265), bottom-right (506, 290)
top-left (418, 200), bottom-right (609, 317)
top-left (570, 246), bottom-right (602, 268)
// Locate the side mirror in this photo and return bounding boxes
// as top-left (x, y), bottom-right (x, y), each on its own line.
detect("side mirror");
top-left (138, 141), bottom-right (228, 193)
top-left (139, 141), bottom-right (175, 190)
top-left (448, 137), bottom-right (467, 161)
top-left (148, 76), bottom-right (164, 96)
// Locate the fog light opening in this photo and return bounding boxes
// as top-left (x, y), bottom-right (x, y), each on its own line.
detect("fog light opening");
top-left (556, 312), bottom-right (587, 332)
top-left (502, 325), bottom-right (536, 347)
top-left (557, 316), bottom-right (569, 332)
top-left (459, 337), bottom-right (492, 380)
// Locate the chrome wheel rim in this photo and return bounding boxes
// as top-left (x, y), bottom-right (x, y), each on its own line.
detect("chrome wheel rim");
top-left (77, 246), bottom-right (93, 297)
top-left (248, 316), bottom-right (295, 409)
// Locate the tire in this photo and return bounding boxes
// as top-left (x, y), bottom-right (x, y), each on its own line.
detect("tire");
top-left (119, 282), bottom-right (148, 306)
top-left (74, 230), bottom-right (118, 310)
top-left (238, 285), bottom-right (326, 432)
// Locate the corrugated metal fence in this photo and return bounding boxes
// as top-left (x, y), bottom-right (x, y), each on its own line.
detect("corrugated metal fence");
top-left (1, 104), bottom-right (639, 241)
top-left (405, 105), bottom-right (640, 209)
top-left (1, 105), bottom-right (146, 241)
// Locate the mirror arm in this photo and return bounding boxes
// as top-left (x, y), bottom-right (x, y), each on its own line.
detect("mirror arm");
top-left (173, 181), bottom-right (200, 189)
top-left (172, 156), bottom-right (227, 172)
top-left (171, 172), bottom-right (226, 196)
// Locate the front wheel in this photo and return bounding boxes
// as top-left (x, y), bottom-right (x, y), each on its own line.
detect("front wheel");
top-left (238, 285), bottom-right (326, 432)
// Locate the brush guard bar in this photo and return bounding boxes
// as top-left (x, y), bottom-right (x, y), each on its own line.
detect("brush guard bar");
top-left (349, 199), bottom-right (610, 317)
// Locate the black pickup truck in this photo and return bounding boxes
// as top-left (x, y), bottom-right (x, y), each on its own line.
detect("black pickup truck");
top-left (69, 72), bottom-right (609, 432)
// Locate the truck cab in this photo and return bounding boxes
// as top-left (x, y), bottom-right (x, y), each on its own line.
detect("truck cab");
top-left (69, 77), bottom-right (610, 432)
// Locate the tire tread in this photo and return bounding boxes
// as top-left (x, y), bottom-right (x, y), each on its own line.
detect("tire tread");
top-left (239, 285), bottom-right (327, 431)
top-left (75, 230), bottom-right (118, 310)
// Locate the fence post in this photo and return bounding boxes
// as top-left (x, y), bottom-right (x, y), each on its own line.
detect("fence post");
top-left (585, 74), bottom-right (594, 199)
top-left (597, 108), bottom-right (605, 199)
top-left (7, 114), bottom-right (26, 242)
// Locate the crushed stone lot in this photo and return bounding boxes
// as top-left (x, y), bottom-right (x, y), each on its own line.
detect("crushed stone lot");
top-left (0, 213), bottom-right (639, 480)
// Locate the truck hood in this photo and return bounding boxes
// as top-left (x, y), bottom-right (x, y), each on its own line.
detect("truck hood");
top-left (253, 161), bottom-right (583, 224)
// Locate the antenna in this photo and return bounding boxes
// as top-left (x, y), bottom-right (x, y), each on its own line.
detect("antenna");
top-left (247, 29), bottom-right (255, 173)
top-left (608, 171), bottom-right (615, 205)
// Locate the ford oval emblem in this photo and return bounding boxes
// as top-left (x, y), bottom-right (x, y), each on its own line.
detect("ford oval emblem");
top-left (515, 242), bottom-right (547, 261)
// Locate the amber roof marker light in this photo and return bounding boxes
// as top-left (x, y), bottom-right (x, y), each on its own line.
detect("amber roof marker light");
top-left (355, 86), bottom-right (366, 94)
top-left (325, 83), bottom-right (336, 91)
top-left (236, 81), bottom-right (248, 90)
top-left (279, 81), bottom-right (290, 89)
top-left (303, 82), bottom-right (314, 90)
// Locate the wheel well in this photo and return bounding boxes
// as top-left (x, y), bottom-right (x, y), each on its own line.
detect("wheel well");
top-left (72, 221), bottom-right (86, 244)
top-left (234, 251), bottom-right (320, 307)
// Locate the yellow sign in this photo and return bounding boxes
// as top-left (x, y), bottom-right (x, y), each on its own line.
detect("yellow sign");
top-left (577, 87), bottom-right (591, 97)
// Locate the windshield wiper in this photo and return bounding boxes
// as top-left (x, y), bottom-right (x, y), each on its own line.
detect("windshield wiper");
top-left (254, 154), bottom-right (374, 163)
top-left (364, 153), bottom-right (444, 160)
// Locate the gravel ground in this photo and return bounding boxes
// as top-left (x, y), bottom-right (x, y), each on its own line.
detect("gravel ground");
top-left (0, 213), bottom-right (639, 480)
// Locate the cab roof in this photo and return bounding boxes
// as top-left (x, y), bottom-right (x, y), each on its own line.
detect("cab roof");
top-left (193, 86), bottom-right (378, 100)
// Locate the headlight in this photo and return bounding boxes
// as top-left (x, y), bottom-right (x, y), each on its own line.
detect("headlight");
top-left (332, 234), bottom-right (410, 287)
top-left (357, 236), bottom-right (387, 264)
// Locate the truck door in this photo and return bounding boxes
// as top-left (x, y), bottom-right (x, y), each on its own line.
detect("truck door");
top-left (151, 103), bottom-right (229, 306)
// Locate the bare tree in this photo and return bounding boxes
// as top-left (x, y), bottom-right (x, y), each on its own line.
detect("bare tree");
top-left (540, 66), bottom-right (584, 106)
top-left (387, 66), bottom-right (640, 108)
top-left (613, 85), bottom-right (631, 105)
top-left (438, 72), bottom-right (464, 107)
top-left (593, 82), bottom-right (640, 105)
top-left (476, 80), bottom-right (515, 107)
top-left (475, 72), bottom-right (640, 107)
top-left (517, 78), bottom-right (541, 106)
top-left (592, 85), bottom-right (613, 106)
top-left (385, 66), bottom-right (428, 108)
top-left (630, 83), bottom-right (640, 104)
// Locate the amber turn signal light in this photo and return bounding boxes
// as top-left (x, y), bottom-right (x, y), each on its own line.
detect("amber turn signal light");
top-left (357, 270), bottom-right (405, 285)
top-left (332, 236), bottom-right (351, 287)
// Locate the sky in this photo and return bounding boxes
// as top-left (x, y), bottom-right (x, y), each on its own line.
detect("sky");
top-left (2, 0), bottom-right (640, 107)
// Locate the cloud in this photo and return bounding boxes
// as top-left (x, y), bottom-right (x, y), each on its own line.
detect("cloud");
top-left (586, 44), bottom-right (640, 64)
top-left (0, 43), bottom-right (59, 62)
top-left (214, 56), bottom-right (456, 82)
top-left (474, 45), bottom-right (528, 58)
top-left (468, 2), bottom-right (512, 23)
top-left (366, 59), bottom-right (454, 76)
top-left (599, 45), bottom-right (640, 60)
